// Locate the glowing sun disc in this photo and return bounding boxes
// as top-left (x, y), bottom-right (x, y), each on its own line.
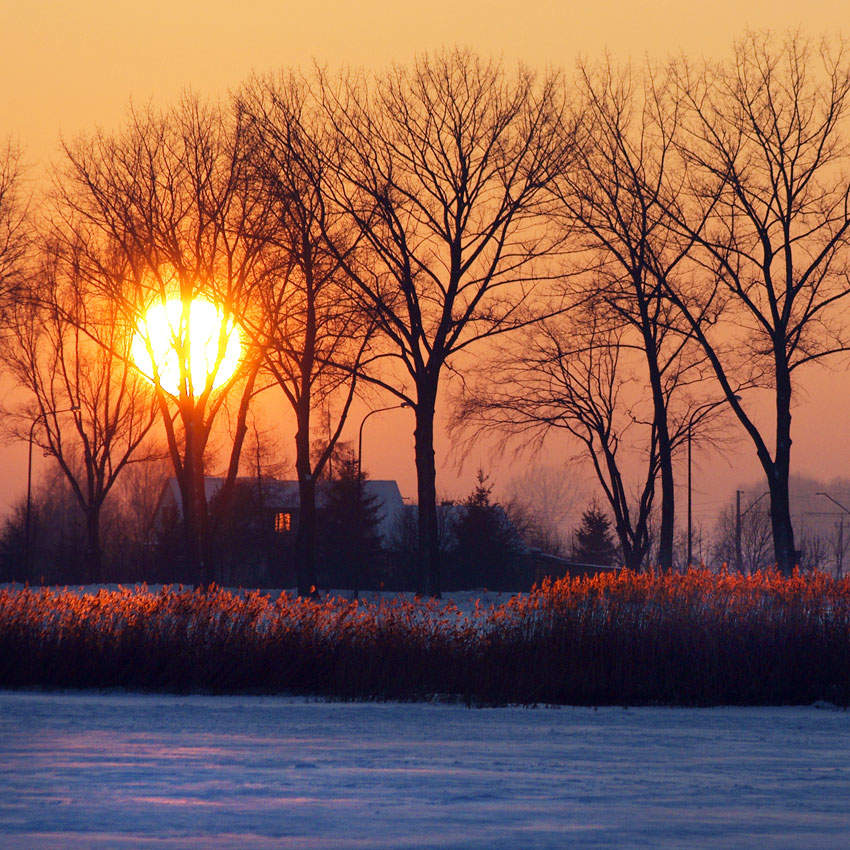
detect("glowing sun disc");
top-left (131, 298), bottom-right (242, 396)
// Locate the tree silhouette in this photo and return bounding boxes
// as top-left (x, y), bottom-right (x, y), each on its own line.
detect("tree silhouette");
top-left (317, 50), bottom-right (572, 595)
top-left (56, 96), bottom-right (270, 584)
top-left (450, 470), bottom-right (521, 590)
top-left (320, 453), bottom-right (383, 595)
top-left (237, 75), bottom-right (377, 596)
top-left (457, 307), bottom-right (657, 571)
top-left (660, 32), bottom-right (850, 573)
top-left (3, 242), bottom-right (159, 582)
top-left (0, 139), bottom-right (26, 314)
top-left (549, 58), bottom-right (722, 571)
top-left (571, 500), bottom-right (618, 566)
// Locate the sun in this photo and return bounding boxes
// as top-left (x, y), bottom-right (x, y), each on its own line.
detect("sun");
top-left (131, 298), bottom-right (242, 396)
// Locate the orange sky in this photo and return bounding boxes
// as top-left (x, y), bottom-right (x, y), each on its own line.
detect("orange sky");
top-left (3, 0), bottom-right (846, 165)
top-left (1, 0), bottom-right (849, 529)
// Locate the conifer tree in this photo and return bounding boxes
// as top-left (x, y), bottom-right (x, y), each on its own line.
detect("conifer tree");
top-left (451, 470), bottom-right (520, 590)
top-left (320, 455), bottom-right (383, 595)
top-left (572, 500), bottom-right (618, 566)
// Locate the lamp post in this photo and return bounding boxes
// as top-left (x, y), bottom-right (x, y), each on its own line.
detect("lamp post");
top-left (816, 493), bottom-right (850, 577)
top-left (687, 423), bottom-right (692, 567)
top-left (357, 402), bottom-right (410, 481)
top-left (350, 402), bottom-right (409, 599)
top-left (25, 405), bottom-right (79, 581)
top-left (735, 489), bottom-right (768, 573)
top-left (815, 492), bottom-right (850, 516)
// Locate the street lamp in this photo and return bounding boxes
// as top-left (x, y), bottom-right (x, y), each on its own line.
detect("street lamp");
top-left (687, 421), bottom-right (693, 566)
top-left (348, 402), bottom-right (410, 600)
top-left (815, 492), bottom-right (850, 516)
top-left (357, 402), bottom-right (410, 480)
top-left (25, 404), bottom-right (80, 581)
top-left (816, 493), bottom-right (850, 577)
top-left (735, 489), bottom-right (768, 573)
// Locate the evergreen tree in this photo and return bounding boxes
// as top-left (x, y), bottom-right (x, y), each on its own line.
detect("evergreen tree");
top-left (320, 456), bottom-right (384, 595)
top-left (450, 470), bottom-right (520, 590)
top-left (571, 500), bottom-right (618, 566)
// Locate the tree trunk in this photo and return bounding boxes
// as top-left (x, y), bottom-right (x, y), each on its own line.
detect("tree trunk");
top-left (295, 473), bottom-right (317, 597)
top-left (622, 546), bottom-right (645, 572)
top-left (84, 507), bottom-right (103, 584)
top-left (767, 472), bottom-right (795, 575)
top-left (292, 405), bottom-right (318, 596)
top-left (179, 403), bottom-right (208, 587)
top-left (649, 370), bottom-right (674, 571)
top-left (413, 383), bottom-right (440, 597)
top-left (769, 361), bottom-right (796, 574)
top-left (207, 362), bottom-right (259, 551)
top-left (637, 294), bottom-right (674, 571)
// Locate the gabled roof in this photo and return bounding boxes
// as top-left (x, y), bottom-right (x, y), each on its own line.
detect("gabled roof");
top-left (154, 476), bottom-right (405, 544)
top-left (157, 476), bottom-right (227, 514)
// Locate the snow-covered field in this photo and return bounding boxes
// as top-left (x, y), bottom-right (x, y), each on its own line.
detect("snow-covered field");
top-left (1, 692), bottom-right (848, 849)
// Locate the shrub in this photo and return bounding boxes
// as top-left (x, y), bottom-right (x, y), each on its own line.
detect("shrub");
top-left (0, 567), bottom-right (847, 705)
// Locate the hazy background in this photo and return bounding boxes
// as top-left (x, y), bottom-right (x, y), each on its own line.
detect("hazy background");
top-left (1, 0), bottom-right (848, 533)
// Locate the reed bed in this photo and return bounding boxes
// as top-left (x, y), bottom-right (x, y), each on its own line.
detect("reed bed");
top-left (0, 568), bottom-right (847, 705)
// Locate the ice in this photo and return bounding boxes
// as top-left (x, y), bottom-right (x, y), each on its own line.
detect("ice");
top-left (1, 691), bottom-right (848, 849)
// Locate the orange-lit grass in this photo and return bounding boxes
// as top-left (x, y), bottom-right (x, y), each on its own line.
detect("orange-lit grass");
top-left (0, 568), bottom-right (848, 705)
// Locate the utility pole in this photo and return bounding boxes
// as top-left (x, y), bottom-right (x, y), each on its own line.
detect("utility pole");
top-left (735, 490), bottom-right (769, 574)
top-left (815, 493), bottom-right (850, 578)
top-left (735, 489), bottom-right (742, 574)
top-left (687, 426), bottom-right (693, 567)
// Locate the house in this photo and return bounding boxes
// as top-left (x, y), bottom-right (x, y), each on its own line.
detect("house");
top-left (151, 479), bottom-right (617, 591)
top-left (151, 476), bottom-right (406, 587)
top-left (153, 476), bottom-right (405, 546)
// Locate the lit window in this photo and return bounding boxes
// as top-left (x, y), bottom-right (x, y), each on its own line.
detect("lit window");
top-left (274, 512), bottom-right (292, 533)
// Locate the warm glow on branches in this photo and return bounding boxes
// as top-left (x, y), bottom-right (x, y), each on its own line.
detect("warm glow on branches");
top-left (131, 298), bottom-right (242, 396)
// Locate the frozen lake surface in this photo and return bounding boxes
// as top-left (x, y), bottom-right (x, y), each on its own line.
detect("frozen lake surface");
top-left (1, 691), bottom-right (848, 849)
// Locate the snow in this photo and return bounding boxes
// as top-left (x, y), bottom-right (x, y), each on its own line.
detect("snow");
top-left (1, 692), bottom-right (849, 849)
top-left (0, 583), bottom-right (520, 615)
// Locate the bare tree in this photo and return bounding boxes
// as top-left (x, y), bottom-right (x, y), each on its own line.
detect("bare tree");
top-left (317, 50), bottom-right (572, 595)
top-left (502, 465), bottom-right (580, 556)
top-left (797, 528), bottom-right (830, 573)
top-left (460, 309), bottom-right (662, 570)
top-left (0, 139), bottom-right (27, 313)
top-left (237, 75), bottom-right (377, 596)
top-left (239, 412), bottom-right (289, 482)
top-left (2, 241), bottom-right (159, 581)
top-left (825, 520), bottom-right (849, 578)
top-left (661, 32), bottom-right (850, 573)
top-left (0, 467), bottom-right (85, 584)
top-left (53, 95), bottom-right (270, 584)
top-left (548, 59), bottom-right (725, 570)
top-left (105, 453), bottom-right (174, 578)
top-left (711, 497), bottom-right (774, 573)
